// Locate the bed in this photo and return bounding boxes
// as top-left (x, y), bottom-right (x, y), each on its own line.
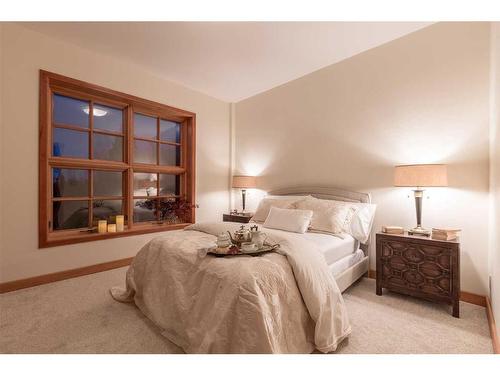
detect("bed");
top-left (266, 186), bottom-right (371, 293)
top-left (111, 186), bottom-right (373, 354)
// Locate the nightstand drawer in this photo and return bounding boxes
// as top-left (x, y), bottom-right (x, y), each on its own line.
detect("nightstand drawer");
top-left (381, 262), bottom-right (452, 296)
top-left (380, 240), bottom-right (452, 269)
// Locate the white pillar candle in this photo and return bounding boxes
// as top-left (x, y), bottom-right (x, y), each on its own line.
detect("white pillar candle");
top-left (107, 224), bottom-right (117, 233)
top-left (98, 220), bottom-right (107, 233)
top-left (116, 215), bottom-right (125, 232)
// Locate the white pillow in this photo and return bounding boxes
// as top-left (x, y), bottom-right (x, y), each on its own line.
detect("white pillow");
top-left (252, 196), bottom-right (306, 222)
top-left (263, 207), bottom-right (313, 233)
top-left (294, 196), bottom-right (355, 234)
top-left (347, 203), bottom-right (377, 244)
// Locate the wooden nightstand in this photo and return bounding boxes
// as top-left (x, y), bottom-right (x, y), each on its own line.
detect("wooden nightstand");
top-left (376, 232), bottom-right (460, 317)
top-left (222, 213), bottom-right (253, 223)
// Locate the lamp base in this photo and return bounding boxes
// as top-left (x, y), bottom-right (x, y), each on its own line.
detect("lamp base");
top-left (408, 226), bottom-right (431, 237)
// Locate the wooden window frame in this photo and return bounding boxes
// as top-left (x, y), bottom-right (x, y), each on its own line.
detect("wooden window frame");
top-left (39, 70), bottom-right (196, 248)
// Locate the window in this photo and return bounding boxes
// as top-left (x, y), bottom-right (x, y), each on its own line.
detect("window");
top-left (39, 71), bottom-right (196, 248)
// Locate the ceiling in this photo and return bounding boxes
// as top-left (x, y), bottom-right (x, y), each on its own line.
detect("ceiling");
top-left (23, 22), bottom-right (432, 102)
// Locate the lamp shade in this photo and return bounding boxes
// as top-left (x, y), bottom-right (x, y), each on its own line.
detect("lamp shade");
top-left (232, 175), bottom-right (257, 189)
top-left (394, 164), bottom-right (448, 187)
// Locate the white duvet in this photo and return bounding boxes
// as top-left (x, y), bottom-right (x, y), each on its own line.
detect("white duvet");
top-left (110, 222), bottom-right (351, 353)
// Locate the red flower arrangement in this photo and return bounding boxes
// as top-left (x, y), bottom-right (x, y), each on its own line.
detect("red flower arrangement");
top-left (136, 198), bottom-right (198, 223)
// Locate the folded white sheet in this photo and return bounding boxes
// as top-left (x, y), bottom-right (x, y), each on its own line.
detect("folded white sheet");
top-left (303, 232), bottom-right (359, 265)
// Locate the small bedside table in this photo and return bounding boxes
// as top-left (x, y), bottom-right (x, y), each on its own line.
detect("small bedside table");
top-left (376, 232), bottom-right (460, 317)
top-left (222, 213), bottom-right (253, 223)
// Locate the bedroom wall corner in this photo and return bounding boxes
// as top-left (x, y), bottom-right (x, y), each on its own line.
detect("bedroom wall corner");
top-left (489, 21), bottom-right (500, 338)
top-left (229, 102), bottom-right (236, 211)
top-left (0, 23), bottom-right (232, 283)
top-left (234, 22), bottom-right (491, 295)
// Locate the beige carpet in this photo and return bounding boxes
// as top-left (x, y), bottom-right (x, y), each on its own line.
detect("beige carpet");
top-left (0, 267), bottom-right (493, 354)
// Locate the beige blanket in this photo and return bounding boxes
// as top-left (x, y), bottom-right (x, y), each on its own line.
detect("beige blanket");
top-left (110, 222), bottom-right (351, 353)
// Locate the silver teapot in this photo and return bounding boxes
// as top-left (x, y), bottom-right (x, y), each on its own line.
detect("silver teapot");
top-left (227, 225), bottom-right (252, 247)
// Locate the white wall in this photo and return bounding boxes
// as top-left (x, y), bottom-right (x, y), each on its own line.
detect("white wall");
top-left (0, 24), bottom-right (3, 259)
top-left (490, 22), bottom-right (500, 337)
top-left (235, 22), bottom-right (491, 295)
top-left (0, 24), bottom-right (231, 283)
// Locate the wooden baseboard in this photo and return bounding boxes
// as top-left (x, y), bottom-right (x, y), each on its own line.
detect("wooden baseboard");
top-left (486, 296), bottom-right (500, 354)
top-left (461, 291), bottom-right (486, 307)
top-left (0, 257), bottom-right (134, 294)
top-left (368, 269), bottom-right (376, 279)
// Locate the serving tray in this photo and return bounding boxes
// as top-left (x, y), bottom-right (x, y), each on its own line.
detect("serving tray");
top-left (208, 243), bottom-right (280, 257)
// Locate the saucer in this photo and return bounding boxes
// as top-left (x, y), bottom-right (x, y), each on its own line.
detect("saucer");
top-left (240, 243), bottom-right (257, 252)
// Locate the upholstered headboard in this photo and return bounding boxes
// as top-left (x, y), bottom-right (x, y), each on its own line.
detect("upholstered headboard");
top-left (267, 186), bottom-right (372, 254)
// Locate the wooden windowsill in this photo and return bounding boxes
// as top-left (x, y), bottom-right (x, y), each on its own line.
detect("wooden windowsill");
top-left (40, 222), bottom-right (191, 248)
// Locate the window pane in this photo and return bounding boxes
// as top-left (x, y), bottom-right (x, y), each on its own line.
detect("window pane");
top-left (93, 171), bottom-right (122, 197)
top-left (134, 113), bottom-right (157, 139)
top-left (160, 120), bottom-right (180, 143)
top-left (53, 168), bottom-right (88, 198)
top-left (133, 173), bottom-right (157, 196)
top-left (159, 174), bottom-right (180, 196)
top-left (134, 199), bottom-right (157, 222)
top-left (92, 200), bottom-right (123, 226)
top-left (53, 94), bottom-right (89, 128)
top-left (134, 140), bottom-right (156, 164)
top-left (53, 200), bottom-right (89, 230)
top-left (159, 144), bottom-right (180, 166)
top-left (53, 128), bottom-right (89, 158)
top-left (93, 133), bottom-right (123, 161)
top-left (93, 104), bottom-right (123, 133)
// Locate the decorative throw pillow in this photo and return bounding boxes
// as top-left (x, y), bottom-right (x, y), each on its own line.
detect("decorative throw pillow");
top-left (294, 196), bottom-right (356, 234)
top-left (252, 196), bottom-right (307, 222)
top-left (263, 207), bottom-right (313, 233)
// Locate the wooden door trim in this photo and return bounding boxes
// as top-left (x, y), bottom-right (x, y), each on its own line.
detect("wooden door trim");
top-left (486, 297), bottom-right (500, 354)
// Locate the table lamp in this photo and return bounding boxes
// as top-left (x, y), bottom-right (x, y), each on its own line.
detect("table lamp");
top-left (232, 175), bottom-right (257, 214)
top-left (394, 164), bottom-right (448, 236)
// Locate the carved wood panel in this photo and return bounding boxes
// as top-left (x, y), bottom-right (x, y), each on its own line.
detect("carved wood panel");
top-left (380, 240), bottom-right (452, 296)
